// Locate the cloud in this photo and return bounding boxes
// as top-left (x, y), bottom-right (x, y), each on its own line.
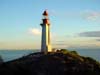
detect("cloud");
top-left (79, 31), bottom-right (100, 37)
top-left (53, 43), bottom-right (67, 46)
top-left (53, 43), bottom-right (70, 49)
top-left (28, 28), bottom-right (41, 36)
top-left (28, 28), bottom-right (53, 37)
top-left (55, 40), bottom-right (65, 43)
top-left (95, 39), bottom-right (100, 41)
top-left (49, 10), bottom-right (100, 22)
top-left (81, 10), bottom-right (100, 21)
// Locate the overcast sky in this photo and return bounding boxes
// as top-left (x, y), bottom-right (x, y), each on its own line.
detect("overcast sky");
top-left (0, 0), bottom-right (100, 50)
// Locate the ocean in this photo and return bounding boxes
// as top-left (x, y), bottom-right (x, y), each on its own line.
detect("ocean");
top-left (0, 50), bottom-right (40, 62)
top-left (0, 49), bottom-right (100, 62)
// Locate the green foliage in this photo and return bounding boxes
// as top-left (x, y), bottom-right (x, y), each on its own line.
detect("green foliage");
top-left (60, 49), bottom-right (69, 54)
top-left (85, 57), bottom-right (100, 66)
top-left (59, 49), bottom-right (79, 55)
top-left (70, 51), bottom-right (78, 55)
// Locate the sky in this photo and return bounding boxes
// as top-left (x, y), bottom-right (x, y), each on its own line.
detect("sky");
top-left (0, 0), bottom-right (100, 50)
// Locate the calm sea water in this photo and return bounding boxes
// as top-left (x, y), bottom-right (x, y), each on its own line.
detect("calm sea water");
top-left (0, 50), bottom-right (40, 62)
top-left (0, 49), bottom-right (100, 62)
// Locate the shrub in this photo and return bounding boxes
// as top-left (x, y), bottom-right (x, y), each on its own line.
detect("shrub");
top-left (60, 49), bottom-right (69, 54)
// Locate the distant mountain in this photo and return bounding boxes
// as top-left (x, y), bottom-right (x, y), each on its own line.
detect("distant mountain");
top-left (0, 49), bottom-right (100, 75)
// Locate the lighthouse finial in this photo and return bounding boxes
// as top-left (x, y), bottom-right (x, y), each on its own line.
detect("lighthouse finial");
top-left (43, 10), bottom-right (48, 16)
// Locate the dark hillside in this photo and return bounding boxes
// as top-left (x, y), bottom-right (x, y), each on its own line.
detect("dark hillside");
top-left (0, 50), bottom-right (100, 75)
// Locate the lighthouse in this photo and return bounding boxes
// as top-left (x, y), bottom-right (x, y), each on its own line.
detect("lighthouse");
top-left (40, 10), bottom-right (52, 53)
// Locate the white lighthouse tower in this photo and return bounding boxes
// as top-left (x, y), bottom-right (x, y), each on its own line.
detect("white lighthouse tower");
top-left (40, 10), bottom-right (52, 53)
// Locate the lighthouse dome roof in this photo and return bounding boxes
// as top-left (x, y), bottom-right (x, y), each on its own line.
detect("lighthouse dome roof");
top-left (43, 10), bottom-right (48, 16)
